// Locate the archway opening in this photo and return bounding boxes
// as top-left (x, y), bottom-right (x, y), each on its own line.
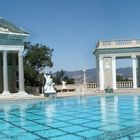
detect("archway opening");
top-left (116, 57), bottom-right (133, 88)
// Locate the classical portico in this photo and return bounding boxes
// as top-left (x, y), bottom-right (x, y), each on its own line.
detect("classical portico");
top-left (0, 17), bottom-right (29, 95)
top-left (94, 40), bottom-right (140, 90)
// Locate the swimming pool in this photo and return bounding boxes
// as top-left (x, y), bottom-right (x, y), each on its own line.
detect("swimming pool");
top-left (0, 95), bottom-right (140, 139)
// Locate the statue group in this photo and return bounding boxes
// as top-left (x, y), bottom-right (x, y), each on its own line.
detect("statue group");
top-left (43, 74), bottom-right (56, 97)
top-left (43, 74), bottom-right (68, 96)
top-left (62, 81), bottom-right (67, 89)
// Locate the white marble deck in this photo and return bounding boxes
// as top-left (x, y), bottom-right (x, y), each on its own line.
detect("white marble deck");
top-left (0, 93), bottom-right (44, 101)
top-left (1, 88), bottom-right (140, 101)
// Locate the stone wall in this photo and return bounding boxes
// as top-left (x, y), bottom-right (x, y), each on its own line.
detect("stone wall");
top-left (103, 57), bottom-right (113, 88)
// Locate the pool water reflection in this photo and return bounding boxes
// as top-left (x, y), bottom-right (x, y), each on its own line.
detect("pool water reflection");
top-left (0, 95), bottom-right (140, 139)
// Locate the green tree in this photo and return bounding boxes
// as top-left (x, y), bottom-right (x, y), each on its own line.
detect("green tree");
top-left (116, 74), bottom-right (129, 81)
top-left (24, 42), bottom-right (54, 86)
top-left (52, 70), bottom-right (75, 85)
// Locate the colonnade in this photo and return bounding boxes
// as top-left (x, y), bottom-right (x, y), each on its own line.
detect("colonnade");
top-left (99, 55), bottom-right (138, 90)
top-left (1, 50), bottom-right (26, 94)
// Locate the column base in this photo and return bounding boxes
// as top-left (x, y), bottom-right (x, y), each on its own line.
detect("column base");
top-left (113, 87), bottom-right (117, 90)
top-left (100, 88), bottom-right (104, 90)
top-left (18, 91), bottom-right (28, 95)
top-left (41, 93), bottom-right (44, 97)
top-left (2, 91), bottom-right (11, 95)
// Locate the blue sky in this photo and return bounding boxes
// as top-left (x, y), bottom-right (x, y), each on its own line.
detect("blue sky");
top-left (0, 0), bottom-right (140, 72)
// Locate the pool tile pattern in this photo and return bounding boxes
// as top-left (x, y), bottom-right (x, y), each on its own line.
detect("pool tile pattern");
top-left (0, 96), bottom-right (140, 139)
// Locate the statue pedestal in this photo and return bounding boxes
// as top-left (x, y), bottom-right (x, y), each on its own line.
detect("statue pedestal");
top-left (44, 92), bottom-right (57, 98)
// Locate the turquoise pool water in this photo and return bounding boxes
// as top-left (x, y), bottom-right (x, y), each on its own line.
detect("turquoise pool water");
top-left (0, 95), bottom-right (140, 139)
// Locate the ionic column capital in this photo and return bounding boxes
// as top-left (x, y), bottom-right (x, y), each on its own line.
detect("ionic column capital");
top-left (131, 55), bottom-right (137, 59)
top-left (3, 51), bottom-right (7, 56)
top-left (112, 56), bottom-right (116, 60)
top-left (18, 51), bottom-right (23, 57)
top-left (99, 56), bottom-right (104, 60)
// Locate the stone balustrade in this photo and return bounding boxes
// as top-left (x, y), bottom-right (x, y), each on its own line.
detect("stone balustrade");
top-left (116, 81), bottom-right (133, 88)
top-left (54, 84), bottom-right (76, 92)
top-left (54, 83), bottom-right (98, 92)
top-left (84, 82), bottom-right (134, 89)
top-left (86, 83), bottom-right (98, 88)
top-left (54, 82), bottom-right (135, 92)
top-left (98, 39), bottom-right (140, 48)
top-left (26, 81), bottom-right (138, 95)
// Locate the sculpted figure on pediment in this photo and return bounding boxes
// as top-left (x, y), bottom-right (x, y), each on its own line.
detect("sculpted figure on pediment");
top-left (0, 27), bottom-right (9, 32)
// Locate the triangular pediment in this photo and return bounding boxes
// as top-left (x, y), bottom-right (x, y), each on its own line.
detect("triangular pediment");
top-left (0, 17), bottom-right (29, 35)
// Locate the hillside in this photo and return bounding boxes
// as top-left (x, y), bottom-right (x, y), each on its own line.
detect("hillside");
top-left (65, 67), bottom-right (132, 84)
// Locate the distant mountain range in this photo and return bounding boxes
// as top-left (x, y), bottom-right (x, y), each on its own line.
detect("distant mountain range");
top-left (64, 67), bottom-right (132, 84)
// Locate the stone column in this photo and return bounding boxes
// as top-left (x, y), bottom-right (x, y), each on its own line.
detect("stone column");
top-left (96, 56), bottom-right (99, 87)
top-left (2, 51), bottom-right (10, 94)
top-left (99, 56), bottom-right (104, 90)
top-left (0, 53), bottom-right (3, 93)
top-left (18, 51), bottom-right (27, 95)
top-left (132, 55), bottom-right (137, 88)
top-left (137, 57), bottom-right (140, 87)
top-left (112, 56), bottom-right (117, 89)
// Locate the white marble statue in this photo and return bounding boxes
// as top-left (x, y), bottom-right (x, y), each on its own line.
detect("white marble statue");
top-left (62, 80), bottom-right (67, 89)
top-left (44, 74), bottom-right (56, 93)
